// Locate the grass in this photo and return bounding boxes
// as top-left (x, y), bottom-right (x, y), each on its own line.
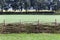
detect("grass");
top-left (0, 33), bottom-right (60, 40)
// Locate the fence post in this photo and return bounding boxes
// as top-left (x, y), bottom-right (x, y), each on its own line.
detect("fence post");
top-left (1, 19), bottom-right (6, 33)
top-left (55, 19), bottom-right (57, 27)
top-left (4, 19), bottom-right (5, 26)
top-left (37, 19), bottom-right (39, 26)
top-left (54, 19), bottom-right (57, 33)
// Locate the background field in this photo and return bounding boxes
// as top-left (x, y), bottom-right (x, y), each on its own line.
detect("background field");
top-left (0, 15), bottom-right (60, 23)
top-left (0, 33), bottom-right (60, 40)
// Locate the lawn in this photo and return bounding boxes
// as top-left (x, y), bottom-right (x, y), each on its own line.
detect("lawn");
top-left (0, 33), bottom-right (60, 40)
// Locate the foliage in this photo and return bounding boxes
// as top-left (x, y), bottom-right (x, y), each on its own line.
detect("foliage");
top-left (0, 0), bottom-right (60, 10)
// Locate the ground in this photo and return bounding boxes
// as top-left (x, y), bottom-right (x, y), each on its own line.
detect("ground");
top-left (0, 33), bottom-right (60, 40)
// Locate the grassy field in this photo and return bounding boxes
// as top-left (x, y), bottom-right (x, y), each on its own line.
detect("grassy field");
top-left (0, 15), bottom-right (60, 23)
top-left (0, 33), bottom-right (60, 40)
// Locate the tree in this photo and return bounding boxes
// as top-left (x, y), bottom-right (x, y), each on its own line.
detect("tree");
top-left (24, 1), bottom-right (29, 13)
top-left (11, 3), bottom-right (19, 11)
top-left (0, 0), bottom-right (5, 11)
top-left (3, 5), bottom-right (9, 11)
top-left (19, 2), bottom-right (23, 11)
top-left (19, 0), bottom-right (24, 12)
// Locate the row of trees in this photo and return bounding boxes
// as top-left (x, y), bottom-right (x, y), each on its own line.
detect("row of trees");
top-left (0, 0), bottom-right (60, 11)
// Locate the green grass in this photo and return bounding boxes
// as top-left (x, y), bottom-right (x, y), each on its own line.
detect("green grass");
top-left (0, 15), bottom-right (60, 23)
top-left (0, 33), bottom-right (60, 40)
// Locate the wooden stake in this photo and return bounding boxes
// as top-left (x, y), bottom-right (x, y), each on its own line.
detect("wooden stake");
top-left (55, 19), bottom-right (57, 26)
top-left (4, 19), bottom-right (5, 26)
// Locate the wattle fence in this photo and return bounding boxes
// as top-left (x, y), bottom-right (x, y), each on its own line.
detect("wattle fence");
top-left (0, 20), bottom-right (60, 34)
